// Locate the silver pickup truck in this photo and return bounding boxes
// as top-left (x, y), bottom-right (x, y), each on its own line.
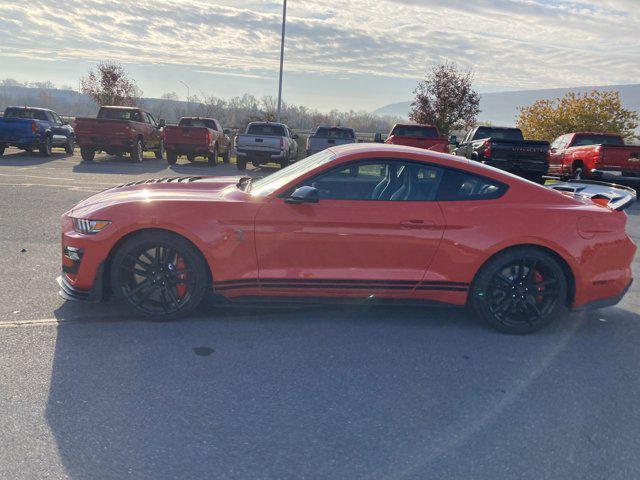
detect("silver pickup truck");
top-left (234, 122), bottom-right (298, 170)
top-left (306, 126), bottom-right (356, 156)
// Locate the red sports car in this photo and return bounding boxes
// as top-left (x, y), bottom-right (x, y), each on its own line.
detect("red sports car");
top-left (58, 144), bottom-right (636, 334)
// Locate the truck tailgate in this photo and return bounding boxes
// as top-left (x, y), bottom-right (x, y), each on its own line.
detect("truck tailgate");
top-left (75, 118), bottom-right (132, 139)
top-left (236, 135), bottom-right (281, 151)
top-left (308, 136), bottom-right (354, 151)
top-left (489, 139), bottom-right (549, 162)
top-left (601, 145), bottom-right (640, 172)
top-left (0, 118), bottom-right (35, 140)
top-left (387, 136), bottom-right (449, 152)
top-left (164, 126), bottom-right (209, 146)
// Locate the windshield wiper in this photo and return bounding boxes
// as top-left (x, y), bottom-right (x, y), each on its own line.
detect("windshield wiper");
top-left (236, 176), bottom-right (253, 192)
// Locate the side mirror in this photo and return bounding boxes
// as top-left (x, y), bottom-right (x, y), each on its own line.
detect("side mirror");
top-left (223, 128), bottom-right (231, 135)
top-left (373, 133), bottom-right (384, 143)
top-left (292, 134), bottom-right (299, 140)
top-left (285, 186), bottom-right (319, 204)
top-left (158, 119), bottom-right (166, 128)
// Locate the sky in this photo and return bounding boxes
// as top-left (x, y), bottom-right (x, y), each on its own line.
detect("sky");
top-left (0, 0), bottom-right (639, 111)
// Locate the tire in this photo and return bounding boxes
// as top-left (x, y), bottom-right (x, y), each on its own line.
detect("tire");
top-left (222, 149), bottom-right (230, 163)
top-left (187, 154), bottom-right (196, 163)
top-left (279, 157), bottom-right (289, 169)
top-left (167, 151), bottom-right (178, 165)
top-left (40, 135), bottom-right (52, 157)
top-left (110, 231), bottom-right (209, 320)
top-left (65, 136), bottom-right (75, 155)
top-left (155, 140), bottom-right (165, 160)
top-left (573, 166), bottom-right (583, 180)
top-left (130, 139), bottom-right (143, 163)
top-left (0, 145), bottom-right (4, 157)
top-left (470, 247), bottom-right (567, 334)
top-left (237, 158), bottom-right (247, 171)
top-left (208, 145), bottom-right (218, 167)
top-left (80, 147), bottom-right (95, 162)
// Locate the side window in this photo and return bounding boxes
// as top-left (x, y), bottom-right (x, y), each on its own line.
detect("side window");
top-left (463, 129), bottom-right (474, 143)
top-left (50, 112), bottom-right (63, 125)
top-left (131, 110), bottom-right (142, 122)
top-left (297, 160), bottom-right (443, 201)
top-left (214, 120), bottom-right (222, 131)
top-left (436, 169), bottom-right (507, 201)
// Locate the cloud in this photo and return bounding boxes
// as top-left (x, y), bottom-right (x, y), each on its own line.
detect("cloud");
top-left (0, 0), bottom-right (638, 90)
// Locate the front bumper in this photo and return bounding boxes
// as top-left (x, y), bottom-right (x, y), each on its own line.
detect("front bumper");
top-left (57, 262), bottom-right (106, 303)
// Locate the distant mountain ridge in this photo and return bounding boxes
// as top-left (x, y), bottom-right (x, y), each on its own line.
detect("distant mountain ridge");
top-left (374, 84), bottom-right (640, 126)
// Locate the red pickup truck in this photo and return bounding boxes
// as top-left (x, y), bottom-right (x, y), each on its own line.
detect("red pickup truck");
top-left (384, 124), bottom-right (449, 153)
top-left (163, 117), bottom-right (232, 166)
top-left (75, 106), bottom-right (165, 162)
top-left (549, 132), bottom-right (640, 180)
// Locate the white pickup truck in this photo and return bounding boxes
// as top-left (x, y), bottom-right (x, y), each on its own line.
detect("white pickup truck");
top-left (234, 122), bottom-right (298, 170)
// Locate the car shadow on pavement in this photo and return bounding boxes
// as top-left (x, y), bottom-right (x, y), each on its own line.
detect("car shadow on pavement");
top-left (0, 150), bottom-right (73, 166)
top-left (44, 300), bottom-right (640, 479)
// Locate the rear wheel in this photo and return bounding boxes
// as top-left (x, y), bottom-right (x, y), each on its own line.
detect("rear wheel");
top-left (222, 149), bottom-right (230, 163)
top-left (470, 248), bottom-right (567, 334)
top-left (572, 162), bottom-right (584, 180)
top-left (80, 147), bottom-right (95, 162)
top-left (65, 136), bottom-right (75, 155)
top-left (279, 156), bottom-right (289, 169)
top-left (40, 135), bottom-right (52, 157)
top-left (237, 158), bottom-right (247, 170)
top-left (130, 139), bottom-right (143, 163)
top-left (208, 145), bottom-right (218, 167)
top-left (252, 160), bottom-right (260, 168)
top-left (110, 231), bottom-right (209, 320)
top-left (155, 140), bottom-right (165, 160)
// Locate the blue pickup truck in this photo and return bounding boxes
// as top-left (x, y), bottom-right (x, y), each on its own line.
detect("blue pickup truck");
top-left (0, 107), bottom-right (75, 157)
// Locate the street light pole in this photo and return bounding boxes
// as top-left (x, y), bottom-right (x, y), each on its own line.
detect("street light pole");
top-left (276, 0), bottom-right (287, 123)
top-left (180, 80), bottom-right (190, 114)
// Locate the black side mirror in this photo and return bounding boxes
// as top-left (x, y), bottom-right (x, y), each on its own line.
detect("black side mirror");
top-left (373, 133), bottom-right (384, 143)
top-left (285, 186), bottom-right (319, 204)
top-left (158, 119), bottom-right (166, 128)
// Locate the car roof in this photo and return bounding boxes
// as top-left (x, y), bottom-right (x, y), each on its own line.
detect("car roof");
top-left (7, 106), bottom-right (51, 112)
top-left (100, 106), bottom-right (139, 110)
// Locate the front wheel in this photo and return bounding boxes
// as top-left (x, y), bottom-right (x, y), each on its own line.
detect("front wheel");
top-left (130, 139), bottom-right (143, 163)
top-left (187, 154), bottom-right (196, 163)
top-left (279, 157), bottom-right (289, 169)
top-left (470, 248), bottom-right (567, 334)
top-left (110, 231), bottom-right (209, 320)
top-left (573, 167), bottom-right (583, 180)
top-left (40, 135), bottom-right (52, 157)
top-left (65, 136), bottom-right (75, 155)
top-left (208, 145), bottom-right (218, 167)
top-left (80, 147), bottom-right (95, 162)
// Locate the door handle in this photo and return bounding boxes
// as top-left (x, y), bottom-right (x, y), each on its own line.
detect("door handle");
top-left (400, 219), bottom-right (434, 229)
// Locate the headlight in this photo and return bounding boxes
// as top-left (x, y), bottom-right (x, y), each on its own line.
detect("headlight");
top-left (72, 218), bottom-right (111, 235)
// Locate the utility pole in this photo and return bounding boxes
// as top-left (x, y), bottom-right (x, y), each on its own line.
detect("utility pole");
top-left (180, 81), bottom-right (190, 114)
top-left (276, 0), bottom-right (287, 123)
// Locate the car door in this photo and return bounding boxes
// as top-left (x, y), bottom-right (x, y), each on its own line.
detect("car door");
top-left (48, 112), bottom-right (67, 147)
top-left (145, 112), bottom-right (161, 149)
top-left (253, 159), bottom-right (446, 298)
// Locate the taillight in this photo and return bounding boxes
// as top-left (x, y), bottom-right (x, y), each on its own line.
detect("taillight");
top-left (483, 139), bottom-right (492, 158)
top-left (31, 121), bottom-right (38, 133)
top-left (594, 145), bottom-right (603, 165)
top-left (206, 130), bottom-right (212, 144)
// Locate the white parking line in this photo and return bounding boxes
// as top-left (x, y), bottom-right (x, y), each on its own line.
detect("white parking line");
top-left (0, 182), bottom-right (102, 192)
top-left (0, 172), bottom-right (116, 185)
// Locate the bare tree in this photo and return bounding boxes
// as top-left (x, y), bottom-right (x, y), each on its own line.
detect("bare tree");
top-left (409, 63), bottom-right (481, 135)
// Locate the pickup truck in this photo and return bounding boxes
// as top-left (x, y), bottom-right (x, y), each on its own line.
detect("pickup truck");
top-left (548, 132), bottom-right (640, 180)
top-left (383, 124), bottom-right (449, 153)
top-left (0, 106), bottom-right (75, 157)
top-left (306, 126), bottom-right (356, 156)
top-left (453, 126), bottom-right (550, 183)
top-left (163, 117), bottom-right (232, 166)
top-left (74, 106), bottom-right (165, 162)
top-left (235, 122), bottom-right (298, 170)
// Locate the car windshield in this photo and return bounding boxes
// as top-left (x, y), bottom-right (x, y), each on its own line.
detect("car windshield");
top-left (98, 108), bottom-right (142, 121)
top-left (391, 126), bottom-right (438, 138)
top-left (473, 127), bottom-right (524, 141)
top-left (315, 127), bottom-right (355, 139)
top-left (4, 108), bottom-right (48, 120)
top-left (179, 118), bottom-right (217, 129)
top-left (250, 149), bottom-right (336, 197)
top-left (573, 135), bottom-right (624, 147)
top-left (247, 124), bottom-right (286, 136)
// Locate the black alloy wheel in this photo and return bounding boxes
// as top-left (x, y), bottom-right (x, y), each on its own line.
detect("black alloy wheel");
top-left (111, 232), bottom-right (208, 319)
top-left (471, 248), bottom-right (567, 334)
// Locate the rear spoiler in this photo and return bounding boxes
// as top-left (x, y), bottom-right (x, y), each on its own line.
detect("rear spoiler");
top-left (548, 179), bottom-right (637, 211)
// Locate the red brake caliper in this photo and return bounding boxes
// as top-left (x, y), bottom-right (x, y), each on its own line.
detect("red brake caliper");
top-left (175, 257), bottom-right (187, 299)
top-left (534, 270), bottom-right (544, 303)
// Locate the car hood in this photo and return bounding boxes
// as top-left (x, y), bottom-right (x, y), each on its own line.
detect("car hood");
top-left (70, 175), bottom-right (244, 217)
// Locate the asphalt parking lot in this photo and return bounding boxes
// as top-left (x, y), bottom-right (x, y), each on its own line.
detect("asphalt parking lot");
top-left (1, 147), bottom-right (640, 479)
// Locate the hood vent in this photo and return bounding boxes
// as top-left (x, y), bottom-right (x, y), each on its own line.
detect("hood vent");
top-left (116, 176), bottom-right (203, 188)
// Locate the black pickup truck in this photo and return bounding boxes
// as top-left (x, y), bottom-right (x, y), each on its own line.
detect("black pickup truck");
top-left (452, 126), bottom-right (550, 183)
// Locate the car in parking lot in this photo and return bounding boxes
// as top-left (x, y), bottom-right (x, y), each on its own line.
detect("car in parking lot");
top-left (57, 144), bottom-right (636, 334)
top-left (235, 121), bottom-right (298, 170)
top-left (306, 126), bottom-right (356, 156)
top-left (548, 132), bottom-right (640, 180)
top-left (383, 124), bottom-right (449, 153)
top-left (163, 117), bottom-right (232, 166)
top-left (75, 106), bottom-right (165, 162)
top-left (0, 106), bottom-right (75, 157)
